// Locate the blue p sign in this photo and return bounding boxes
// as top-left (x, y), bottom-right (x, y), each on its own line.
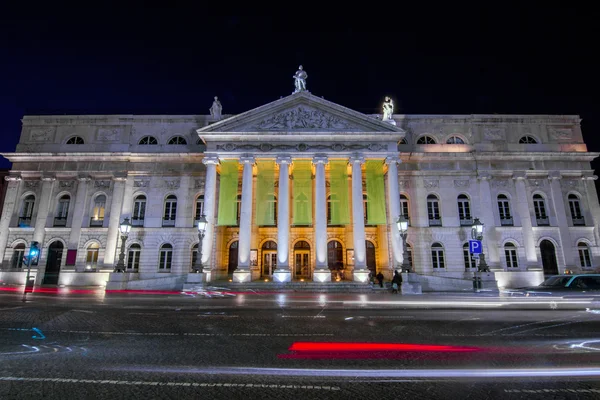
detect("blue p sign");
top-left (469, 240), bottom-right (482, 254)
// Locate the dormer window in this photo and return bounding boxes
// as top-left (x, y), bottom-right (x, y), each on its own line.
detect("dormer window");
top-left (66, 136), bottom-right (84, 144)
top-left (417, 136), bottom-right (436, 144)
top-left (446, 136), bottom-right (465, 144)
top-left (518, 135), bottom-right (538, 144)
top-left (139, 136), bottom-right (158, 145)
top-left (167, 136), bottom-right (187, 145)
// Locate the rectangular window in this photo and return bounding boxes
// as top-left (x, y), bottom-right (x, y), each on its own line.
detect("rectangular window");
top-left (505, 249), bottom-right (519, 268)
top-left (463, 248), bottom-right (477, 269)
top-left (579, 248), bottom-right (592, 268)
top-left (127, 249), bottom-right (140, 270)
top-left (11, 248), bottom-right (25, 269)
top-left (159, 250), bottom-right (172, 270)
top-left (431, 249), bottom-right (445, 268)
top-left (86, 248), bottom-right (99, 270)
top-left (458, 200), bottom-right (471, 220)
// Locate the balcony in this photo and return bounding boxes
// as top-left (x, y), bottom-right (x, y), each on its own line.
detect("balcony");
top-left (428, 218), bottom-right (442, 227)
top-left (53, 217), bottom-right (67, 227)
top-left (572, 217), bottom-right (585, 226)
top-left (89, 218), bottom-right (104, 227)
top-left (536, 217), bottom-right (550, 226)
top-left (500, 217), bottom-right (513, 226)
top-left (17, 217), bottom-right (32, 227)
top-left (459, 218), bottom-right (473, 226)
top-left (131, 217), bottom-right (144, 227)
top-left (162, 219), bottom-right (176, 227)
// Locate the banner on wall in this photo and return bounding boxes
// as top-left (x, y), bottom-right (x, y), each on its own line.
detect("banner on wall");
top-left (366, 159), bottom-right (387, 225)
top-left (292, 160), bottom-right (312, 225)
top-left (217, 160), bottom-right (239, 226)
top-left (329, 160), bottom-right (350, 225)
top-left (256, 160), bottom-right (276, 226)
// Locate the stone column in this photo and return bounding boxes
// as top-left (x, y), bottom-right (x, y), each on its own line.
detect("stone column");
top-left (33, 177), bottom-right (56, 244)
top-left (548, 171), bottom-right (573, 269)
top-left (478, 173), bottom-right (499, 264)
top-left (120, 177), bottom-right (135, 219)
top-left (385, 157), bottom-right (402, 270)
top-left (312, 154), bottom-right (330, 282)
top-left (234, 155), bottom-right (254, 283)
top-left (0, 177), bottom-right (22, 266)
top-left (67, 177), bottom-right (91, 270)
top-left (350, 154), bottom-right (368, 283)
top-left (202, 155), bottom-right (219, 271)
top-left (103, 177), bottom-right (127, 268)
top-left (275, 155), bottom-right (292, 282)
top-left (581, 174), bottom-right (600, 246)
top-left (513, 172), bottom-right (537, 266)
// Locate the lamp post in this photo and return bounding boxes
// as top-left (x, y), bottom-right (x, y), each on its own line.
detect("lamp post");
top-left (193, 214), bottom-right (208, 273)
top-left (396, 215), bottom-right (412, 273)
top-left (114, 217), bottom-right (131, 272)
top-left (471, 217), bottom-right (489, 272)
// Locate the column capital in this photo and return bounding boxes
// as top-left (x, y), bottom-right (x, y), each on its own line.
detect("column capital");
top-left (41, 177), bottom-right (56, 182)
top-left (112, 177), bottom-right (127, 182)
top-left (312, 154), bottom-right (328, 165)
top-left (276, 155), bottom-right (292, 165)
top-left (512, 171), bottom-right (526, 180)
top-left (4, 176), bottom-right (21, 182)
top-left (349, 153), bottom-right (365, 164)
top-left (385, 156), bottom-right (400, 165)
top-left (478, 172), bottom-right (492, 181)
top-left (548, 171), bottom-right (562, 180)
top-left (239, 155), bottom-right (255, 165)
top-left (202, 154), bottom-right (220, 165)
top-left (77, 176), bottom-right (92, 182)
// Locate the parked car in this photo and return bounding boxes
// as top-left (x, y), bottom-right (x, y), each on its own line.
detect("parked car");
top-left (505, 274), bottom-right (600, 297)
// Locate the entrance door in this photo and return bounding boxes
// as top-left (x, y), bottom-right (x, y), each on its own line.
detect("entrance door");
top-left (43, 241), bottom-right (63, 285)
top-left (262, 252), bottom-right (277, 277)
top-left (227, 241), bottom-right (238, 275)
top-left (540, 240), bottom-right (559, 276)
top-left (294, 250), bottom-right (310, 279)
top-left (366, 240), bottom-right (376, 275)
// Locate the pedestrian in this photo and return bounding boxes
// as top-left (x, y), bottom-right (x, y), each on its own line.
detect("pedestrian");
top-left (392, 270), bottom-right (403, 294)
top-left (376, 272), bottom-right (384, 288)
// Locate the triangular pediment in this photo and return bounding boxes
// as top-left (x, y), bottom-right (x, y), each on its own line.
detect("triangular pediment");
top-left (198, 91), bottom-right (404, 133)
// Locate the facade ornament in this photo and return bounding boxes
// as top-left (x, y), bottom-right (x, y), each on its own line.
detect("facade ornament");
top-left (398, 180), bottom-right (410, 188)
top-left (423, 179), bottom-right (439, 189)
top-left (194, 179), bottom-right (205, 189)
top-left (209, 96), bottom-right (222, 120)
top-left (164, 179), bottom-right (180, 190)
top-left (548, 171), bottom-right (562, 180)
top-left (134, 180), bottom-right (149, 188)
top-left (29, 127), bottom-right (55, 142)
top-left (477, 172), bottom-right (492, 181)
top-left (491, 179), bottom-right (510, 188)
top-left (253, 106), bottom-right (353, 131)
top-left (382, 96), bottom-right (396, 125)
top-left (548, 127), bottom-right (572, 140)
top-left (59, 181), bottom-right (74, 189)
top-left (528, 179), bottom-right (545, 187)
top-left (292, 65), bottom-right (308, 94)
top-left (566, 179), bottom-right (580, 188)
top-left (94, 180), bottom-right (111, 188)
top-left (97, 127), bottom-right (121, 141)
top-left (4, 176), bottom-right (22, 182)
top-left (24, 181), bottom-right (39, 189)
top-left (453, 179), bottom-right (470, 188)
top-left (483, 127), bottom-right (505, 140)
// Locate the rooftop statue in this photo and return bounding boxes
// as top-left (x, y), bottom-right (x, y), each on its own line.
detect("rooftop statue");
top-left (382, 96), bottom-right (394, 120)
top-left (209, 96), bottom-right (222, 120)
top-left (293, 65), bottom-right (308, 94)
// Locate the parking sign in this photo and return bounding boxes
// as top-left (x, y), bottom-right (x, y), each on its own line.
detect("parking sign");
top-left (469, 240), bottom-right (482, 254)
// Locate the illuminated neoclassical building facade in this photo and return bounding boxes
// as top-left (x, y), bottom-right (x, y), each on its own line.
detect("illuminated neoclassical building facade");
top-left (0, 90), bottom-right (598, 290)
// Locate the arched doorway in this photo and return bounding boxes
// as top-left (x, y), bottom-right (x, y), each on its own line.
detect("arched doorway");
top-left (327, 240), bottom-right (343, 279)
top-left (540, 240), bottom-right (559, 276)
top-left (43, 241), bottom-right (63, 285)
top-left (294, 240), bottom-right (311, 279)
top-left (227, 241), bottom-right (238, 276)
top-left (262, 240), bottom-right (277, 277)
top-left (366, 240), bottom-right (376, 275)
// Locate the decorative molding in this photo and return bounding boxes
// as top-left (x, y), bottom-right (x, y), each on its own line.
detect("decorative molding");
top-left (423, 179), bottom-right (439, 189)
top-left (453, 179), bottom-right (470, 188)
top-left (24, 181), bottom-right (39, 189)
top-left (59, 181), bottom-right (74, 189)
top-left (548, 127), bottom-right (573, 140)
top-left (491, 179), bottom-right (510, 188)
top-left (215, 142), bottom-right (386, 152)
top-left (483, 127), bottom-right (505, 140)
top-left (547, 171), bottom-right (562, 180)
top-left (398, 180), bottom-right (410, 188)
top-left (96, 127), bottom-right (122, 141)
top-left (194, 179), bottom-right (205, 189)
top-left (164, 179), bottom-right (180, 190)
top-left (528, 179), bottom-right (546, 187)
top-left (29, 127), bottom-right (55, 142)
top-left (134, 180), bottom-right (149, 188)
top-left (94, 180), bottom-right (111, 188)
top-left (253, 106), bottom-right (356, 131)
top-left (565, 179), bottom-right (580, 188)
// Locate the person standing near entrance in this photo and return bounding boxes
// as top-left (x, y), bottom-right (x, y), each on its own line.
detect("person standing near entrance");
top-left (392, 270), bottom-right (402, 294)
top-left (376, 271), bottom-right (384, 288)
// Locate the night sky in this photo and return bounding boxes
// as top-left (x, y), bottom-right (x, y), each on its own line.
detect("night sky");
top-left (1, 7), bottom-right (598, 187)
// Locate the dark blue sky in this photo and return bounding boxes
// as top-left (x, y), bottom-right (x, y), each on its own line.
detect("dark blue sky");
top-left (1, 7), bottom-right (598, 181)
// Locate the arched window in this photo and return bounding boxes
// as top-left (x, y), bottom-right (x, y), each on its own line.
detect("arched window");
top-left (11, 243), bottom-right (26, 269)
top-left (577, 242), bottom-right (592, 268)
top-left (163, 195), bottom-right (177, 226)
top-left (167, 136), bottom-right (187, 145)
top-left (127, 244), bottom-right (141, 271)
top-left (90, 195), bottom-right (106, 227)
top-left (19, 194), bottom-right (35, 226)
top-left (497, 194), bottom-right (513, 226)
top-left (132, 195), bottom-right (146, 226)
top-left (431, 243), bottom-right (445, 268)
top-left (191, 243), bottom-right (199, 269)
top-left (54, 194), bottom-right (70, 226)
top-left (400, 194), bottom-right (410, 225)
top-left (417, 135), bottom-right (436, 144)
top-left (399, 138), bottom-right (408, 145)
top-left (457, 194), bottom-right (472, 224)
top-left (195, 195), bottom-right (205, 225)
top-left (568, 194), bottom-right (584, 225)
top-left (463, 243), bottom-right (477, 269)
top-left (504, 242), bottom-right (518, 268)
top-left (327, 240), bottom-right (344, 271)
top-left (138, 136), bottom-right (158, 145)
top-left (405, 243), bottom-right (413, 269)
top-left (196, 138), bottom-right (207, 152)
top-left (446, 136), bottom-right (465, 144)
top-left (533, 194), bottom-right (549, 226)
top-left (66, 136), bottom-right (85, 145)
top-left (159, 244), bottom-right (173, 271)
top-left (86, 243), bottom-right (100, 270)
top-left (518, 135), bottom-right (538, 144)
top-left (427, 194), bottom-right (441, 226)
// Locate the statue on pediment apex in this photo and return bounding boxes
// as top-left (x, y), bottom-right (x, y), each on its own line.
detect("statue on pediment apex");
top-left (293, 65), bottom-right (308, 94)
top-left (209, 96), bottom-right (222, 120)
top-left (382, 96), bottom-right (394, 120)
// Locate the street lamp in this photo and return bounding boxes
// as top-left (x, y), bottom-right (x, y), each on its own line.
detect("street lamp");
top-left (396, 215), bottom-right (412, 273)
top-left (193, 214), bottom-right (207, 273)
top-left (471, 217), bottom-right (489, 272)
top-left (114, 217), bottom-right (131, 272)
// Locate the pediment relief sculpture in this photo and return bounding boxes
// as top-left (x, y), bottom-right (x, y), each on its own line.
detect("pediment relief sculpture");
top-left (252, 106), bottom-right (357, 131)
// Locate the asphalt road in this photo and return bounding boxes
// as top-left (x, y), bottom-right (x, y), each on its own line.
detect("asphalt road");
top-left (1, 289), bottom-right (600, 399)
